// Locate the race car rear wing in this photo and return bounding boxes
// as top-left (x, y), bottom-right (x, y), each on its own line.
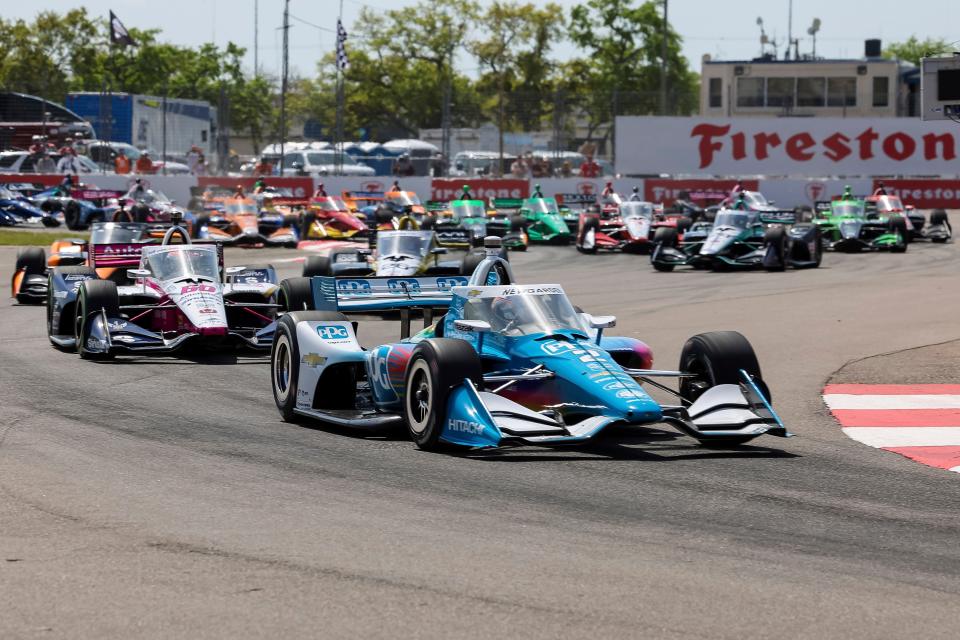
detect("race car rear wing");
top-left (557, 193), bottom-right (597, 207)
top-left (309, 275), bottom-right (469, 337)
top-left (758, 211), bottom-right (797, 225)
top-left (91, 242), bottom-right (149, 268)
top-left (490, 198), bottom-right (523, 211)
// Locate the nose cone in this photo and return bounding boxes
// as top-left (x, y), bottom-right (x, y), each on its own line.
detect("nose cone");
top-left (625, 218), bottom-right (649, 239)
top-left (376, 257), bottom-right (419, 277)
top-left (167, 283), bottom-right (228, 331)
top-left (839, 220), bottom-right (862, 239)
top-left (701, 227), bottom-right (738, 255)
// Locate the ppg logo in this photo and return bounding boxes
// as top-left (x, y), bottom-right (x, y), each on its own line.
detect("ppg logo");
top-left (337, 279), bottom-right (372, 296)
top-left (316, 324), bottom-right (350, 340)
top-left (435, 276), bottom-right (468, 290)
top-left (387, 278), bottom-right (421, 295)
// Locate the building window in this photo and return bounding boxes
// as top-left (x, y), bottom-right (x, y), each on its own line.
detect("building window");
top-left (797, 77), bottom-right (825, 107)
top-left (709, 78), bottom-right (722, 108)
top-left (766, 77), bottom-right (795, 107)
top-left (736, 77), bottom-right (764, 107)
top-left (873, 76), bottom-right (889, 107)
top-left (827, 77), bottom-right (857, 106)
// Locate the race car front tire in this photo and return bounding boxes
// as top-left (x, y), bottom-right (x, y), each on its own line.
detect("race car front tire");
top-left (48, 266), bottom-right (97, 348)
top-left (888, 216), bottom-right (908, 253)
top-left (193, 214), bottom-right (210, 238)
top-left (76, 279), bottom-right (119, 360)
top-left (763, 226), bottom-right (787, 272)
top-left (302, 256), bottom-right (333, 278)
top-left (272, 311), bottom-right (349, 421)
top-left (577, 217), bottom-right (600, 254)
top-left (404, 338), bottom-right (483, 450)
top-left (653, 226), bottom-right (678, 248)
top-left (679, 331), bottom-right (769, 406)
top-left (63, 200), bottom-right (82, 230)
top-left (278, 277), bottom-right (315, 312)
top-left (300, 211), bottom-right (318, 238)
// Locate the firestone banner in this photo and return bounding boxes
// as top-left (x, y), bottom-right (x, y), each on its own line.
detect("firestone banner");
top-left (616, 116), bottom-right (960, 177)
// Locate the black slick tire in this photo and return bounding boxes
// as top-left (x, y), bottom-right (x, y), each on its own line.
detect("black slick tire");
top-left (302, 255), bottom-right (333, 277)
top-left (75, 279), bottom-right (119, 360)
top-left (277, 277), bottom-right (315, 312)
top-left (764, 225), bottom-right (787, 271)
top-left (577, 217), bottom-right (600, 254)
top-left (271, 311), bottom-right (348, 421)
top-left (404, 338), bottom-right (483, 450)
top-left (678, 331), bottom-right (769, 404)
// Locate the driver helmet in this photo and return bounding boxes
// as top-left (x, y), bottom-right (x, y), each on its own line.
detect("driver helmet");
top-left (629, 186), bottom-right (641, 201)
top-left (532, 183), bottom-right (544, 198)
top-left (234, 184), bottom-right (245, 197)
top-left (490, 296), bottom-right (519, 329)
top-left (843, 184), bottom-right (854, 199)
top-left (733, 191), bottom-right (748, 210)
top-left (390, 180), bottom-right (402, 192)
top-left (602, 181), bottom-right (614, 196)
top-left (461, 185), bottom-right (471, 197)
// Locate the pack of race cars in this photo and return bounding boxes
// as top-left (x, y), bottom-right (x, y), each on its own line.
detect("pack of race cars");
top-left (6, 178), bottom-right (952, 455)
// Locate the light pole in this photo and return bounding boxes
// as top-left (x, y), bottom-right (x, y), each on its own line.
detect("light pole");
top-left (659, 0), bottom-right (669, 116)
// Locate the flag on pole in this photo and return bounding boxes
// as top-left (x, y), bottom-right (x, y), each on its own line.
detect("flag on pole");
top-left (109, 11), bottom-right (137, 48)
top-left (336, 19), bottom-right (349, 70)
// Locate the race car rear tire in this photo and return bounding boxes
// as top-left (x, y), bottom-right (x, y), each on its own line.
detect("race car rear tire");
top-left (300, 211), bottom-right (318, 239)
top-left (888, 216), bottom-right (908, 253)
top-left (48, 266), bottom-right (97, 348)
top-left (763, 225), bottom-right (787, 272)
top-left (277, 277), bottom-right (315, 313)
top-left (930, 210), bottom-right (950, 242)
top-left (64, 200), bottom-right (82, 230)
top-left (421, 216), bottom-right (437, 230)
top-left (404, 338), bottom-right (483, 450)
top-left (302, 256), bottom-right (333, 278)
top-left (131, 204), bottom-right (151, 224)
top-left (193, 214), bottom-right (210, 238)
top-left (14, 247), bottom-right (46, 305)
top-left (271, 311), bottom-right (349, 421)
top-left (509, 215), bottom-right (528, 231)
top-left (577, 217), bottom-right (600, 254)
top-left (16, 247), bottom-right (46, 275)
top-left (679, 331), bottom-right (769, 405)
top-left (653, 226), bottom-right (678, 248)
top-left (677, 216), bottom-right (693, 234)
top-left (460, 250), bottom-right (487, 276)
top-left (76, 279), bottom-right (119, 360)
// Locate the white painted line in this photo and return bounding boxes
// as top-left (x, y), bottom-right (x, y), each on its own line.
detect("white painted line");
top-left (824, 394), bottom-right (960, 410)
top-left (842, 427), bottom-right (960, 448)
top-left (950, 466), bottom-right (960, 474)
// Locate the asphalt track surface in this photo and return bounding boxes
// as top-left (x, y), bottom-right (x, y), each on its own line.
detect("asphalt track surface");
top-left (2, 239), bottom-right (959, 639)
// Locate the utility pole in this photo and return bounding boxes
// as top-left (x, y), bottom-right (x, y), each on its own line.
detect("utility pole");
top-left (786, 0), bottom-right (793, 60)
top-left (280, 0), bottom-right (289, 175)
top-left (254, 0), bottom-right (259, 76)
top-left (162, 80), bottom-right (167, 175)
top-left (659, 0), bottom-right (669, 116)
top-left (334, 0), bottom-right (346, 176)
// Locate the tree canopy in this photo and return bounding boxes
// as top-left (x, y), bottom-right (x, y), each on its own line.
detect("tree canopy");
top-left (0, 2), bottom-right (702, 153)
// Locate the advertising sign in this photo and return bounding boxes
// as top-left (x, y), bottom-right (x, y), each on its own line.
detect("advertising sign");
top-left (616, 116), bottom-right (960, 176)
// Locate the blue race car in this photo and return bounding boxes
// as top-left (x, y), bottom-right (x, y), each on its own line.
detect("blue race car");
top-left (0, 184), bottom-right (58, 226)
top-left (270, 253), bottom-right (790, 451)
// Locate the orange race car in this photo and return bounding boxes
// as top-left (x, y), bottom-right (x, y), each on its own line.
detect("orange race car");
top-left (11, 220), bottom-right (178, 304)
top-left (193, 196), bottom-right (299, 247)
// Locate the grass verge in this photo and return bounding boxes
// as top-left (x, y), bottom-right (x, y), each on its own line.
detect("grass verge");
top-left (0, 229), bottom-right (85, 246)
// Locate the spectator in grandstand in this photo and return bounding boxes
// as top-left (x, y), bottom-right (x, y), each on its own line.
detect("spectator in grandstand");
top-left (254, 156), bottom-right (273, 176)
top-left (135, 150), bottom-right (154, 174)
top-left (579, 154), bottom-right (601, 178)
top-left (530, 155), bottom-right (546, 178)
top-left (56, 148), bottom-right (83, 174)
top-left (186, 146), bottom-right (201, 175)
top-left (393, 153), bottom-right (416, 177)
top-left (510, 155), bottom-right (528, 178)
top-left (114, 149), bottom-right (131, 174)
top-left (35, 152), bottom-right (56, 174)
top-left (559, 160), bottom-right (573, 178)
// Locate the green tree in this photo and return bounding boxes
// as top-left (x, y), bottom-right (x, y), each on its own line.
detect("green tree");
top-left (567, 0), bottom-right (699, 153)
top-left (884, 36), bottom-right (952, 65)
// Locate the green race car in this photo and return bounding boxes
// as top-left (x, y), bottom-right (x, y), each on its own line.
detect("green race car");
top-left (516, 186), bottom-right (572, 244)
top-left (813, 188), bottom-right (908, 253)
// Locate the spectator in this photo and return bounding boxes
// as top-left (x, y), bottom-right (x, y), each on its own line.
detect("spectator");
top-left (559, 160), bottom-right (573, 178)
top-left (195, 151), bottom-right (206, 176)
top-left (227, 150), bottom-right (242, 172)
top-left (56, 148), bottom-right (82, 174)
top-left (35, 153), bottom-right (56, 174)
top-left (579, 154), bottom-right (601, 178)
top-left (393, 153), bottom-right (415, 177)
top-left (135, 150), bottom-right (154, 174)
top-left (530, 155), bottom-right (546, 178)
top-left (510, 156), bottom-right (528, 178)
top-left (114, 149), bottom-right (131, 175)
top-left (186, 146), bottom-right (201, 175)
top-left (254, 156), bottom-right (273, 176)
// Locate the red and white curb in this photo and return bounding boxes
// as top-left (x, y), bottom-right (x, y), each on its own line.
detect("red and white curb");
top-left (823, 384), bottom-right (960, 474)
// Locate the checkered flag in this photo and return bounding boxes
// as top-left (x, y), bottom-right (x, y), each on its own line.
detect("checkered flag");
top-left (336, 19), bottom-right (349, 70)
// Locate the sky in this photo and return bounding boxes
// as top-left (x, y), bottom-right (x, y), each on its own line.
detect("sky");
top-left (10, 1), bottom-right (960, 79)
